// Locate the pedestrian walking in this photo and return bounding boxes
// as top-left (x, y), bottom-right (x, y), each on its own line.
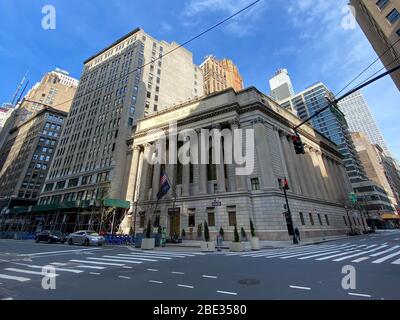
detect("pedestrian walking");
top-left (294, 227), bottom-right (301, 242)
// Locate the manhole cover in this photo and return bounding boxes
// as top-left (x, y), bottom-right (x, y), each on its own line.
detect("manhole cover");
top-left (238, 279), bottom-right (260, 285)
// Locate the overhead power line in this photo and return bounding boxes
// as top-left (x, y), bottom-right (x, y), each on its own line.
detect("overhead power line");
top-left (39, 0), bottom-right (261, 111)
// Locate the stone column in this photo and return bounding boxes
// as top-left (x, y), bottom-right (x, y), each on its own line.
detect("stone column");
top-left (126, 145), bottom-right (142, 205)
top-left (315, 151), bottom-right (331, 201)
top-left (327, 158), bottom-right (341, 202)
top-left (287, 136), bottom-right (308, 196)
top-left (213, 124), bottom-right (226, 193)
top-left (322, 155), bottom-right (337, 202)
top-left (227, 119), bottom-right (239, 192)
top-left (280, 134), bottom-right (302, 195)
top-left (304, 148), bottom-right (321, 200)
top-left (253, 118), bottom-right (276, 190)
top-left (298, 150), bottom-right (313, 198)
top-left (152, 148), bottom-right (161, 200)
top-left (139, 143), bottom-right (152, 201)
top-left (197, 129), bottom-right (208, 195)
top-left (234, 122), bottom-right (248, 192)
top-left (182, 138), bottom-right (191, 197)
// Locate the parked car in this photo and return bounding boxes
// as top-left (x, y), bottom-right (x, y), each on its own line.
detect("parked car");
top-left (66, 231), bottom-right (105, 246)
top-left (35, 230), bottom-right (67, 244)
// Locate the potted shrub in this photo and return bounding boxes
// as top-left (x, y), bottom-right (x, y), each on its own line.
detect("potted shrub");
top-left (141, 220), bottom-right (155, 250)
top-left (230, 225), bottom-right (244, 252)
top-left (197, 223), bottom-right (203, 240)
top-left (241, 227), bottom-right (248, 242)
top-left (201, 221), bottom-right (215, 252)
top-left (250, 219), bottom-right (260, 251)
top-left (219, 227), bottom-right (224, 240)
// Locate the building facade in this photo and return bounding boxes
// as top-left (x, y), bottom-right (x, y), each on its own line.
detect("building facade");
top-left (0, 103), bottom-right (14, 133)
top-left (200, 56), bottom-right (244, 95)
top-left (0, 107), bottom-right (67, 212)
top-left (38, 28), bottom-right (204, 207)
top-left (338, 90), bottom-right (391, 155)
top-left (123, 87), bottom-right (354, 240)
top-left (350, 0), bottom-right (400, 90)
top-left (18, 69), bottom-right (78, 124)
top-left (269, 69), bottom-right (295, 102)
top-left (280, 82), bottom-right (367, 186)
top-left (351, 132), bottom-right (398, 211)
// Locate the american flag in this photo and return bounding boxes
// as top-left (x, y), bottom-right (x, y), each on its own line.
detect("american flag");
top-left (157, 170), bottom-right (170, 200)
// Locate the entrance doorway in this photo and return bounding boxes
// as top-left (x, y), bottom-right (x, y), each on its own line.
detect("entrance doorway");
top-left (168, 208), bottom-right (181, 237)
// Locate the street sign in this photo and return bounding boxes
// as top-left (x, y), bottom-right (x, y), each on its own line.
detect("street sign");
top-left (212, 199), bottom-right (222, 207)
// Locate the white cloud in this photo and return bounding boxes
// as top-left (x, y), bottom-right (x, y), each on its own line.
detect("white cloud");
top-left (181, 0), bottom-right (267, 37)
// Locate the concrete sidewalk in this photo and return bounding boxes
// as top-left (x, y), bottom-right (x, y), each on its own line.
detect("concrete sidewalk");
top-left (165, 234), bottom-right (352, 251)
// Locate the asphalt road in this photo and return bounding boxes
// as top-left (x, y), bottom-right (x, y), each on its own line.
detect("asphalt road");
top-left (0, 230), bottom-right (399, 300)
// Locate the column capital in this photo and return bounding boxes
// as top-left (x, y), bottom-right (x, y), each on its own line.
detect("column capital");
top-left (211, 123), bottom-right (221, 130)
top-left (251, 117), bottom-right (266, 126)
top-left (133, 145), bottom-right (142, 152)
top-left (229, 118), bottom-right (240, 128)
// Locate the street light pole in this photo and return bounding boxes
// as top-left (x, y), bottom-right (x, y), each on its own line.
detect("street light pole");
top-left (281, 180), bottom-right (298, 245)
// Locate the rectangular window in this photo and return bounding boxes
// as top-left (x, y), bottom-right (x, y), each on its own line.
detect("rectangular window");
top-left (55, 181), bottom-right (66, 190)
top-left (318, 214), bottom-right (323, 226)
top-left (81, 175), bottom-right (92, 185)
top-left (44, 183), bottom-right (54, 192)
top-left (207, 210), bottom-right (215, 227)
top-left (251, 178), bottom-right (260, 190)
top-left (299, 212), bottom-right (305, 226)
top-left (386, 9), bottom-right (400, 24)
top-left (376, 0), bottom-right (389, 10)
top-left (228, 211), bottom-right (237, 227)
top-left (188, 210), bottom-right (195, 227)
top-left (309, 213), bottom-right (315, 226)
top-left (68, 178), bottom-right (79, 188)
top-left (325, 215), bottom-right (330, 226)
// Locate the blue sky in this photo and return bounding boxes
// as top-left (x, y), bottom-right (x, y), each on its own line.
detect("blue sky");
top-left (0, 0), bottom-right (399, 159)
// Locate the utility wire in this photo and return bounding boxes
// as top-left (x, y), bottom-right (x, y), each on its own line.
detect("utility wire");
top-left (34, 0), bottom-right (261, 111)
top-left (335, 37), bottom-right (400, 97)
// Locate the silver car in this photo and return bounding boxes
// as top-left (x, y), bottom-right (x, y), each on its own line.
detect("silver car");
top-left (66, 231), bottom-right (105, 246)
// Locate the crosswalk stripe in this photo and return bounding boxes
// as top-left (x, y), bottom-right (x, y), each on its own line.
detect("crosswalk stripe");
top-left (69, 260), bottom-right (125, 266)
top-left (298, 250), bottom-right (342, 260)
top-left (245, 245), bottom-right (339, 257)
top-left (333, 245), bottom-right (388, 262)
top-left (86, 257), bottom-right (142, 264)
top-left (122, 254), bottom-right (172, 260)
top-left (372, 250), bottom-right (400, 264)
top-left (103, 255), bottom-right (157, 262)
top-left (391, 258), bottom-right (400, 265)
top-left (352, 257), bottom-right (370, 263)
top-left (263, 244), bottom-right (359, 258)
top-left (0, 274), bottom-right (30, 282)
top-left (316, 250), bottom-right (362, 261)
top-left (76, 265), bottom-right (106, 270)
top-left (370, 246), bottom-right (400, 257)
top-left (5, 268), bottom-right (59, 277)
top-left (50, 263), bottom-right (68, 266)
top-left (280, 248), bottom-right (347, 259)
top-left (267, 246), bottom-right (347, 259)
top-left (27, 265), bottom-right (84, 274)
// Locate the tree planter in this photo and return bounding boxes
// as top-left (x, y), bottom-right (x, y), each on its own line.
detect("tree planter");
top-left (201, 241), bottom-right (216, 252)
top-left (141, 238), bottom-right (155, 250)
top-left (250, 237), bottom-right (260, 251)
top-left (230, 242), bottom-right (244, 252)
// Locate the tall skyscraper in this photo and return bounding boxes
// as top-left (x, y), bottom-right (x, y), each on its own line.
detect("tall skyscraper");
top-left (0, 103), bottom-right (14, 133)
top-left (350, 0), bottom-right (400, 90)
top-left (269, 69), bottom-right (295, 102)
top-left (0, 106), bottom-right (67, 212)
top-left (200, 55), bottom-right (243, 95)
top-left (38, 28), bottom-right (204, 208)
top-left (338, 90), bottom-right (391, 156)
top-left (280, 82), bottom-right (367, 185)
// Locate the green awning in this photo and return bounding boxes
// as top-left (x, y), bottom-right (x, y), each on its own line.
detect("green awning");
top-left (103, 198), bottom-right (130, 209)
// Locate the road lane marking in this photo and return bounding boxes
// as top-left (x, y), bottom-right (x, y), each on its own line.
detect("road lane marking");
top-left (69, 259), bottom-right (125, 266)
top-left (147, 268), bottom-right (158, 272)
top-left (89, 272), bottom-right (101, 275)
top-left (118, 276), bottom-right (131, 280)
top-left (5, 268), bottom-right (58, 277)
top-left (391, 258), bottom-right (400, 265)
top-left (298, 251), bottom-right (342, 260)
top-left (280, 248), bottom-right (344, 259)
top-left (217, 290), bottom-right (238, 296)
top-left (19, 248), bottom-right (101, 257)
top-left (348, 293), bottom-right (372, 298)
top-left (171, 271), bottom-right (185, 275)
top-left (50, 263), bottom-right (68, 266)
top-left (316, 250), bottom-right (362, 261)
top-left (1, 297), bottom-right (14, 300)
top-left (123, 266), bottom-right (133, 269)
top-left (290, 286), bottom-right (311, 291)
top-left (0, 274), bottom-right (30, 282)
top-left (86, 257), bottom-right (142, 264)
top-left (149, 280), bottom-right (163, 284)
top-left (202, 275), bottom-right (218, 279)
top-left (178, 284), bottom-right (194, 289)
top-left (372, 250), bottom-right (400, 264)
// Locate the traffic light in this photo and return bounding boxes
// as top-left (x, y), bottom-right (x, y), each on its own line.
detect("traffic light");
top-left (291, 134), bottom-right (305, 155)
top-left (348, 192), bottom-right (357, 204)
top-left (278, 178), bottom-right (290, 190)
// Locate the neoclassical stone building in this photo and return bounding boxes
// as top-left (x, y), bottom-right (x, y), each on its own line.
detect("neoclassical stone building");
top-left (122, 87), bottom-right (354, 240)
